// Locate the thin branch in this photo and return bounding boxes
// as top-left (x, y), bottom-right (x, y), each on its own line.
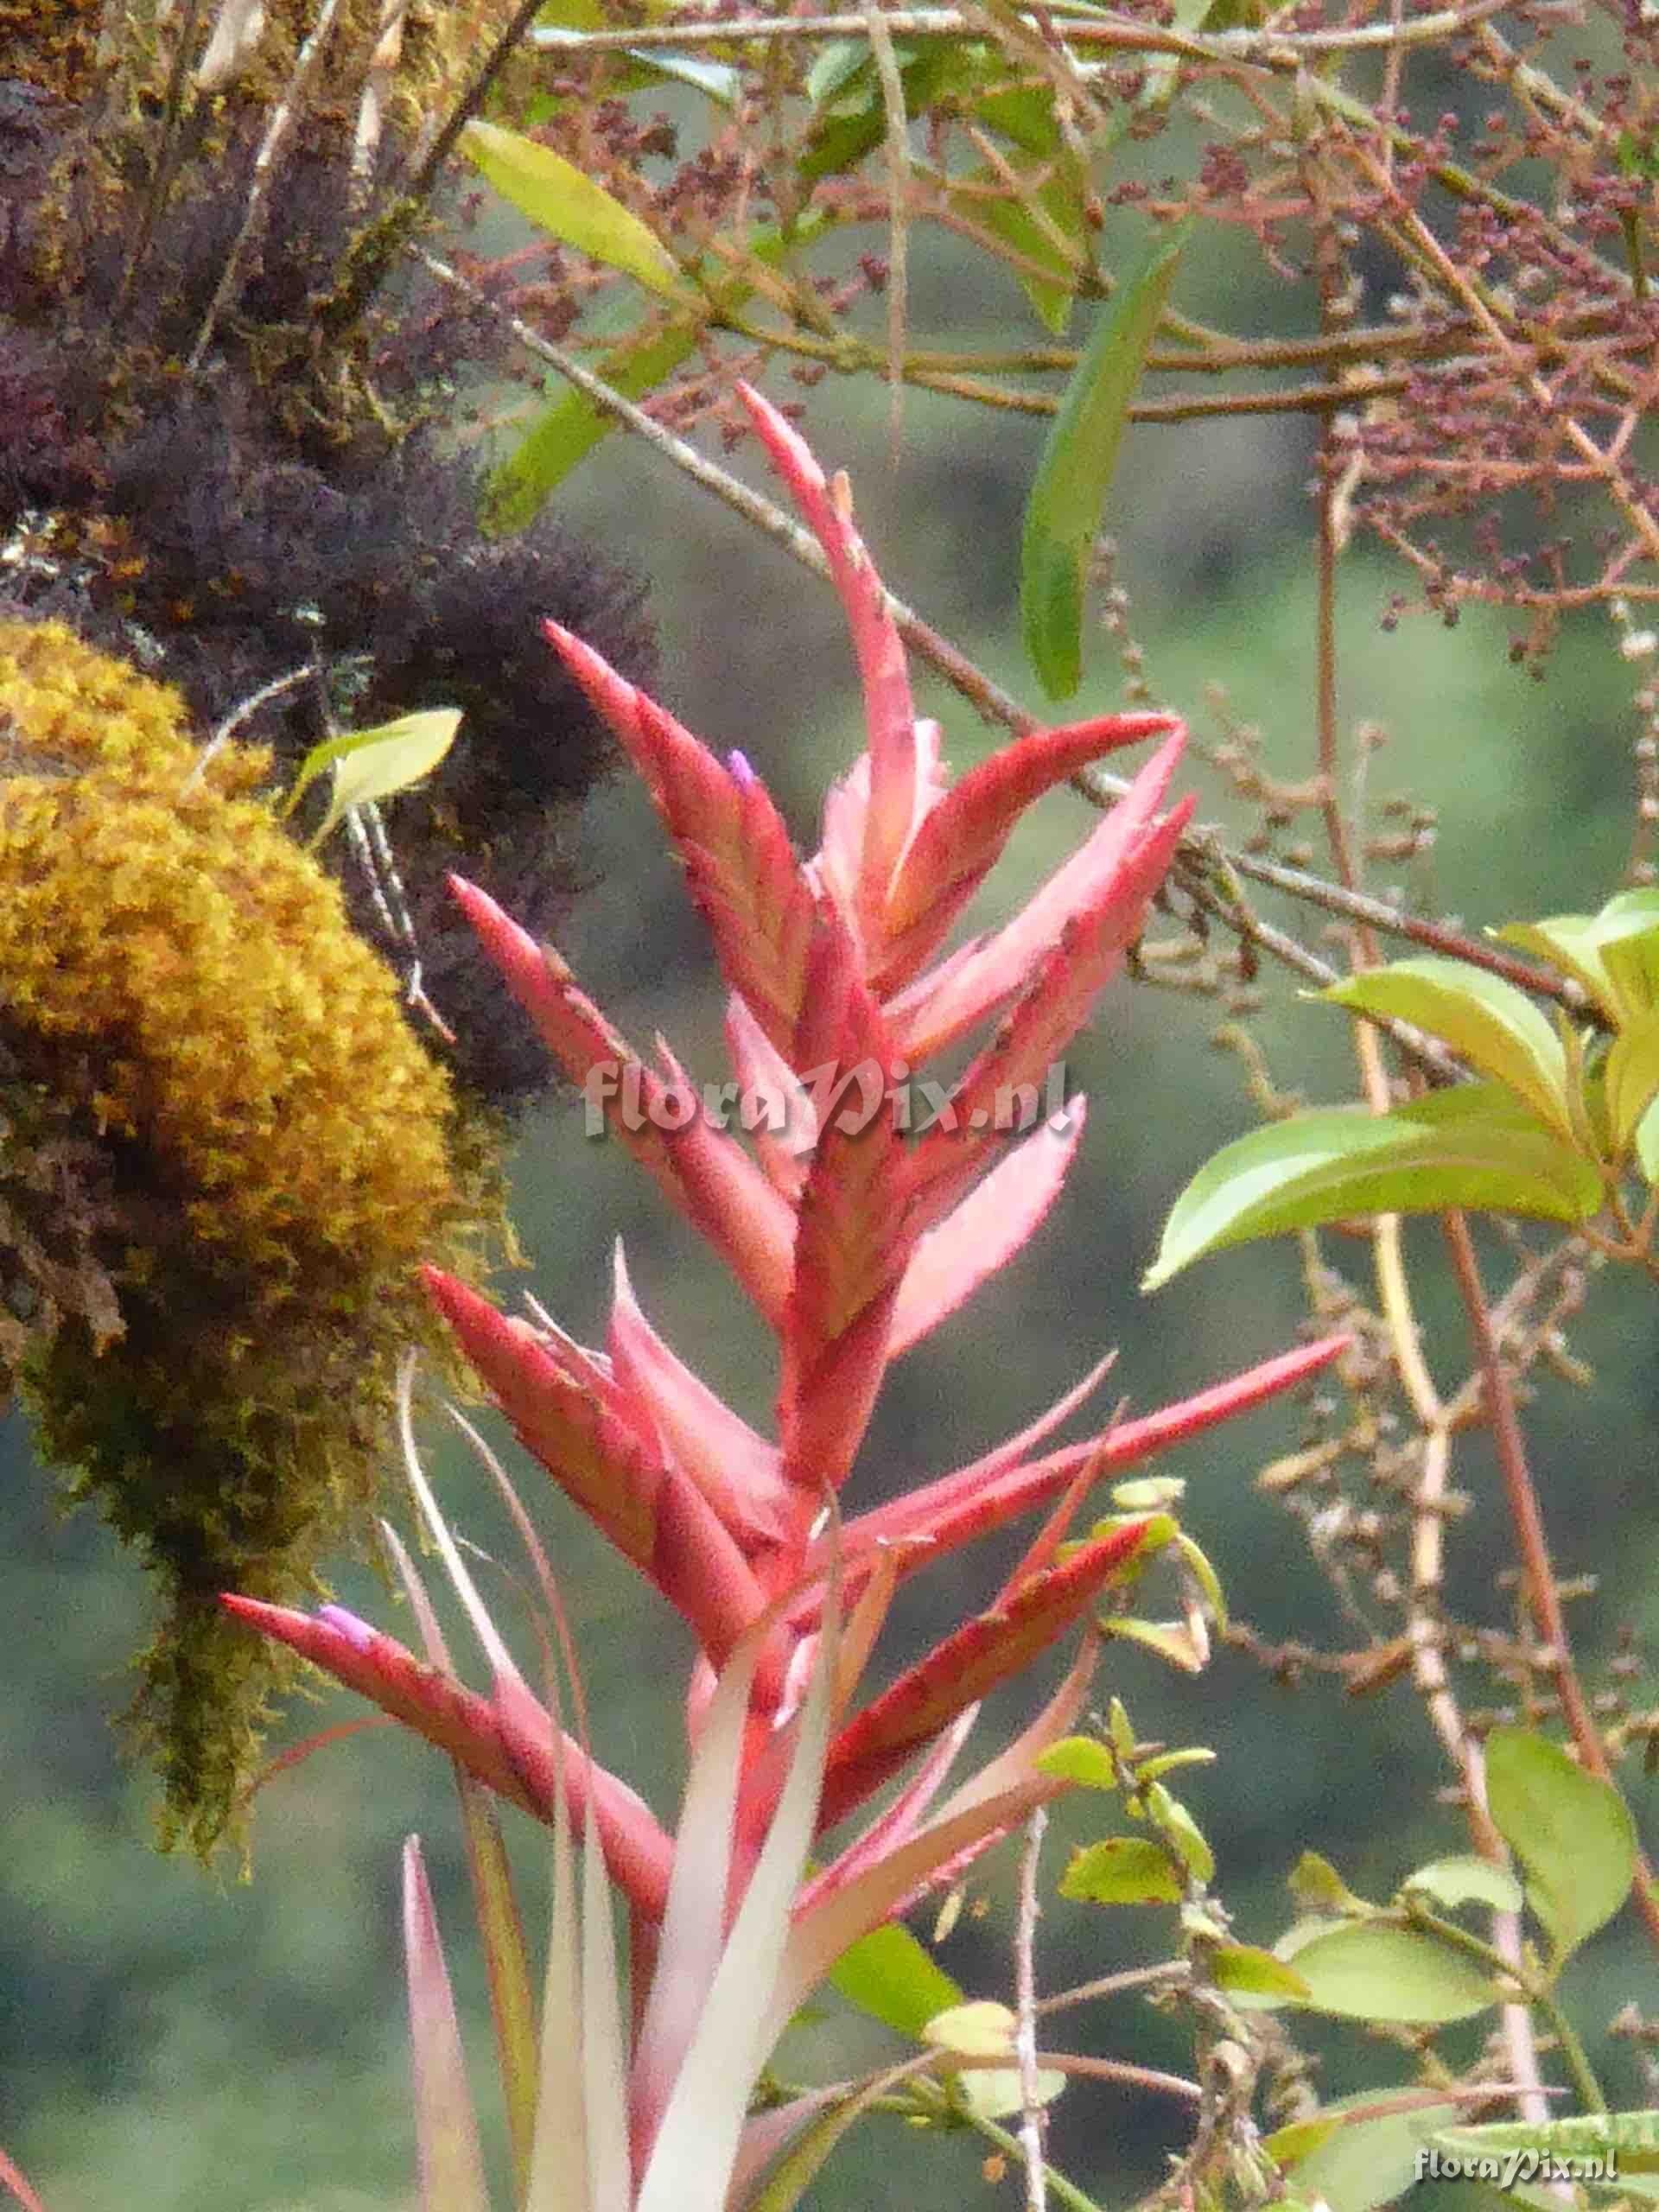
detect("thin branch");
top-left (1440, 1212), bottom-right (1659, 1956)
top-left (1222, 852), bottom-right (1596, 1017)
top-left (188, 0), bottom-right (346, 370)
top-left (1014, 1808), bottom-right (1049, 2212)
top-left (532, 0), bottom-right (1516, 66)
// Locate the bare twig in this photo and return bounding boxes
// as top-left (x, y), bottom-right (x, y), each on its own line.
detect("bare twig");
top-left (188, 0), bottom-right (346, 370)
top-left (1014, 1808), bottom-right (1049, 2212)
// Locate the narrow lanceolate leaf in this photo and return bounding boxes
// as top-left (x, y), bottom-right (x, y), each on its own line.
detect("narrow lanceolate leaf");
top-left (906, 792), bottom-right (1195, 1222)
top-left (723, 991), bottom-right (813, 1201)
top-left (887, 726), bottom-right (1188, 1065)
top-left (1144, 1084), bottom-right (1605, 1293)
top-left (544, 624), bottom-right (817, 1052)
top-left (283, 708), bottom-right (461, 845)
top-left (1321, 958), bottom-right (1575, 1141)
top-left (876, 709), bottom-right (1182, 993)
top-left (524, 1697), bottom-right (586, 2212)
top-left (779, 930), bottom-right (913, 1496)
top-left (817, 1522), bottom-right (1152, 1829)
top-left (737, 383), bottom-right (920, 937)
top-left (607, 1248), bottom-right (789, 1546)
top-left (888, 1102), bottom-right (1085, 1357)
top-left (403, 1839), bottom-right (493, 2212)
top-left (635, 1587), bottom-right (840, 2212)
top-left (1431, 2114), bottom-right (1659, 2177)
top-left (449, 875), bottom-right (795, 1323)
top-left (221, 1596), bottom-right (677, 1924)
top-left (1484, 1726), bottom-right (1637, 1960)
top-left (630, 1616), bottom-right (767, 2168)
top-left (456, 1783), bottom-right (538, 2202)
top-left (424, 1269), bottom-right (766, 1664)
top-left (461, 120), bottom-right (689, 298)
top-left (423, 1268), bottom-right (662, 1563)
top-left (847, 1336), bottom-right (1350, 1566)
top-left (771, 1768), bottom-right (1070, 2045)
top-left (1021, 221), bottom-right (1190, 699)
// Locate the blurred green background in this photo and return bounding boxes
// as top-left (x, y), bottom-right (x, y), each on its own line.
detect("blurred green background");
top-left (7, 107), bottom-right (1659, 2212)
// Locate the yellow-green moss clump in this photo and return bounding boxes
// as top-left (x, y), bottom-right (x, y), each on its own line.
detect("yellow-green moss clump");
top-left (0, 618), bottom-right (493, 1856)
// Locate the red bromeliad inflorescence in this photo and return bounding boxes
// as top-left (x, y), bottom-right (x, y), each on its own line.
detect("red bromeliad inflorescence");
top-left (226, 382), bottom-right (1344, 1982)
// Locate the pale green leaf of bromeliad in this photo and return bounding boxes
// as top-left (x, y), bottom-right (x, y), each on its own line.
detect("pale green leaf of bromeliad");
top-left (1021, 220), bottom-right (1190, 698)
top-left (1484, 1726), bottom-right (1636, 1961)
top-left (1144, 1082), bottom-right (1604, 1291)
top-left (1320, 957), bottom-right (1574, 1140)
top-left (1432, 2113), bottom-right (1659, 2177)
top-left (461, 119), bottom-right (690, 300)
top-left (287, 709), bottom-right (461, 849)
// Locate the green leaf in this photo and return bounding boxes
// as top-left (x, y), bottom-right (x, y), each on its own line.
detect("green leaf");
top-left (1288, 1851), bottom-right (1370, 1916)
top-left (1145, 1084), bottom-right (1604, 1290)
top-left (923, 1999), bottom-right (1015, 2057)
top-left (1321, 958), bottom-right (1574, 1140)
top-left (483, 321), bottom-right (703, 524)
top-left (1280, 1923), bottom-right (1498, 2022)
top-left (287, 709), bottom-right (461, 849)
top-left (944, 168), bottom-right (1084, 334)
top-left (1484, 1726), bottom-right (1637, 1961)
top-left (1599, 898), bottom-right (1659, 1020)
top-left (954, 2066), bottom-right (1067, 2121)
top-left (481, 213), bottom-right (835, 521)
top-left (1021, 221), bottom-right (1189, 698)
top-left (1173, 1529), bottom-right (1228, 1633)
top-left (1432, 2113), bottom-right (1659, 2177)
top-left (1639, 1090), bottom-right (1659, 1184)
top-left (1275, 2095), bottom-right (1463, 2212)
top-left (1135, 1747), bottom-right (1217, 1784)
top-left (1101, 1614), bottom-right (1207, 1672)
top-left (1111, 1477), bottom-right (1185, 1509)
top-left (1144, 1783), bottom-right (1213, 1881)
top-left (1211, 1944), bottom-right (1310, 1999)
top-left (1059, 1836), bottom-right (1183, 1904)
top-left (461, 120), bottom-right (689, 298)
top-left (1264, 2115), bottom-right (1344, 2167)
top-left (829, 1922), bottom-right (963, 2039)
top-left (1494, 916), bottom-right (1621, 1022)
top-left (1036, 1736), bottom-right (1120, 1789)
top-left (1401, 1855), bottom-right (1524, 1916)
top-left (626, 48), bottom-right (740, 102)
